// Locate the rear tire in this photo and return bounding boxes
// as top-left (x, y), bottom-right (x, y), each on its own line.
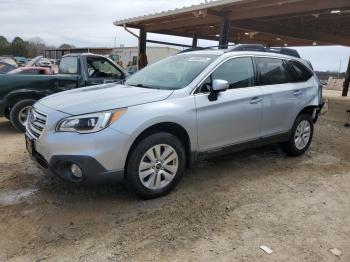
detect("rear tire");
top-left (282, 114), bottom-right (314, 157)
top-left (9, 99), bottom-right (35, 132)
top-left (126, 132), bottom-right (186, 199)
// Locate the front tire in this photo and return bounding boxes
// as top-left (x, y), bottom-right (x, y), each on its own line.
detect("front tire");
top-left (126, 132), bottom-right (186, 199)
top-left (282, 114), bottom-right (314, 156)
top-left (9, 99), bottom-right (35, 132)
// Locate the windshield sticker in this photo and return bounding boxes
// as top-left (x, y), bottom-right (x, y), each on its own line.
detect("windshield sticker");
top-left (188, 57), bottom-right (211, 62)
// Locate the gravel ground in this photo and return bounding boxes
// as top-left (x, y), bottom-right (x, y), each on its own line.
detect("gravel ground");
top-left (0, 115), bottom-right (349, 262)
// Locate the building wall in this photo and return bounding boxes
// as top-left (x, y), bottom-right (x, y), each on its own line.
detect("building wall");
top-left (327, 77), bottom-right (345, 91)
top-left (112, 46), bottom-right (179, 68)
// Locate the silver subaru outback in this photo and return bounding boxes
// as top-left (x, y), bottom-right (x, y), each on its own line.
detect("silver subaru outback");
top-left (26, 46), bottom-right (324, 199)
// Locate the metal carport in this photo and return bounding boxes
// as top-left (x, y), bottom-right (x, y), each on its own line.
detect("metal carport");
top-left (114, 0), bottom-right (350, 94)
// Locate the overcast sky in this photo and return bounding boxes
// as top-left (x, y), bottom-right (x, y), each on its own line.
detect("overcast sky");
top-left (1, 0), bottom-right (350, 72)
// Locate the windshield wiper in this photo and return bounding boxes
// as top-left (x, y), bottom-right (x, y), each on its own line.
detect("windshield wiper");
top-left (128, 83), bottom-right (161, 89)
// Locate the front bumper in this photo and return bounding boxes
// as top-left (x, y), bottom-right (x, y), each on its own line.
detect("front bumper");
top-left (26, 102), bottom-right (129, 183)
top-left (29, 147), bottom-right (124, 183)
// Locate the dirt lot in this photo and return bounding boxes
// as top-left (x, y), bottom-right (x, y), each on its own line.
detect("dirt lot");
top-left (0, 104), bottom-right (349, 261)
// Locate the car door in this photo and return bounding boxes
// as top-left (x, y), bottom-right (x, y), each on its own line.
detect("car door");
top-left (85, 56), bottom-right (124, 86)
top-left (255, 57), bottom-right (309, 137)
top-left (194, 56), bottom-right (263, 152)
top-left (53, 56), bottom-right (80, 91)
top-left (287, 59), bottom-right (317, 109)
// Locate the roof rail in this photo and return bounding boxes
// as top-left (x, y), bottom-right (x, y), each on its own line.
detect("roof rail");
top-left (179, 44), bottom-right (237, 53)
top-left (268, 47), bottom-right (301, 58)
top-left (226, 44), bottom-right (266, 52)
top-left (226, 44), bottom-right (301, 58)
top-left (180, 44), bottom-right (301, 59)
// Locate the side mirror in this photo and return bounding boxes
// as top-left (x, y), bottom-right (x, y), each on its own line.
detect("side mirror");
top-left (208, 79), bottom-right (229, 101)
top-left (212, 79), bottom-right (229, 92)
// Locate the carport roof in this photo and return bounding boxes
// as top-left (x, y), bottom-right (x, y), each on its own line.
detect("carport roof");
top-left (114, 0), bottom-right (350, 47)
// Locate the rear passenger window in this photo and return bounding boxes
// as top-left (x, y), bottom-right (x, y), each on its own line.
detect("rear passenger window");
top-left (256, 57), bottom-right (293, 85)
top-left (211, 57), bottom-right (255, 89)
top-left (288, 61), bottom-right (313, 82)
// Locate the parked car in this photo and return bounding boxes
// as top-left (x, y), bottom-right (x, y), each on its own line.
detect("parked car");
top-left (7, 67), bottom-right (54, 75)
top-left (0, 56), bottom-right (18, 68)
top-left (127, 65), bottom-right (138, 75)
top-left (37, 58), bottom-right (52, 67)
top-left (14, 56), bottom-right (28, 67)
top-left (25, 45), bottom-right (324, 199)
top-left (0, 53), bottom-right (127, 131)
top-left (26, 56), bottom-right (43, 67)
top-left (0, 62), bottom-right (17, 74)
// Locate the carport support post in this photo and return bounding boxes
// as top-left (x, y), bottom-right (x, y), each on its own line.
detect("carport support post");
top-left (138, 28), bottom-right (148, 69)
top-left (219, 18), bottom-right (230, 49)
top-left (342, 57), bottom-right (350, 97)
top-left (192, 35), bottom-right (198, 48)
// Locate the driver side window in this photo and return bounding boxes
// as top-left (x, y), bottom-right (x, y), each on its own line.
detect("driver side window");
top-left (199, 57), bottom-right (255, 93)
top-left (86, 57), bottom-right (122, 79)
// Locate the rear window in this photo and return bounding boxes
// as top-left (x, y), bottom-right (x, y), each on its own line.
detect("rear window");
top-left (59, 57), bottom-right (78, 74)
top-left (288, 61), bottom-right (313, 82)
top-left (256, 57), bottom-right (294, 85)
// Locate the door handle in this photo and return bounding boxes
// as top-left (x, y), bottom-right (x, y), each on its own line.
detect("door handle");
top-left (250, 97), bottom-right (262, 104)
top-left (294, 90), bottom-right (303, 96)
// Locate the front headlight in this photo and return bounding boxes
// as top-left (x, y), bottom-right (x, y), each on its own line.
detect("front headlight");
top-left (56, 109), bottom-right (126, 133)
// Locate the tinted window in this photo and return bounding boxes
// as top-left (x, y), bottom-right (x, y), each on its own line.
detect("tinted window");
top-left (256, 57), bottom-right (292, 85)
top-left (87, 57), bottom-right (122, 79)
top-left (59, 57), bottom-right (78, 74)
top-left (289, 61), bottom-right (313, 82)
top-left (212, 57), bottom-right (255, 89)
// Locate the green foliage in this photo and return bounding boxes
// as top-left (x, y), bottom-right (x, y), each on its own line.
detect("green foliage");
top-left (0, 36), bottom-right (28, 56)
top-left (0, 35), bottom-right (74, 58)
top-left (10, 37), bottom-right (28, 57)
top-left (0, 35), bottom-right (10, 55)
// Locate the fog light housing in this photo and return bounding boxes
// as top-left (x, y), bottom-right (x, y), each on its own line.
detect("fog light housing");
top-left (70, 163), bottom-right (83, 178)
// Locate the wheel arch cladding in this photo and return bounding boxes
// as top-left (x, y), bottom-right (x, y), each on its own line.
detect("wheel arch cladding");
top-left (298, 105), bottom-right (317, 117)
top-left (125, 122), bottom-right (191, 170)
top-left (5, 92), bottom-right (43, 110)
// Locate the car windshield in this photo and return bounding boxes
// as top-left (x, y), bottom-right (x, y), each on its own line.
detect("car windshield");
top-left (126, 54), bottom-right (218, 90)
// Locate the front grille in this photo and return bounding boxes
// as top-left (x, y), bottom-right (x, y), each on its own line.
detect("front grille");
top-left (27, 108), bottom-right (47, 140)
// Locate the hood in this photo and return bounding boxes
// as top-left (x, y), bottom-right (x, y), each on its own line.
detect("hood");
top-left (39, 84), bottom-right (173, 115)
top-left (26, 55), bottom-right (43, 67)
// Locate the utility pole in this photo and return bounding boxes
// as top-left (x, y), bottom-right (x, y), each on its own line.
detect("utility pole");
top-left (342, 57), bottom-right (350, 97)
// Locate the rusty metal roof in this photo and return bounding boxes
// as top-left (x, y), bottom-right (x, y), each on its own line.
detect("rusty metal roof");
top-left (114, 0), bottom-right (350, 47)
top-left (114, 0), bottom-right (241, 26)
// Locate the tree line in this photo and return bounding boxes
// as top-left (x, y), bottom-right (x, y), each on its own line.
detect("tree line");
top-left (0, 35), bottom-right (75, 58)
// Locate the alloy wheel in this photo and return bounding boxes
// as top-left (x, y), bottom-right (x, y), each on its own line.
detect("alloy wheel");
top-left (294, 120), bottom-right (311, 150)
top-left (18, 106), bottom-right (32, 126)
top-left (138, 144), bottom-right (179, 190)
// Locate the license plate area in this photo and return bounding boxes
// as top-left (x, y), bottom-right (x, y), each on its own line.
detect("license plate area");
top-left (25, 135), bottom-right (35, 156)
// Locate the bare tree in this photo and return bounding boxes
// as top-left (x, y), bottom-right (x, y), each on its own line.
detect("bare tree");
top-left (27, 37), bottom-right (48, 57)
top-left (58, 43), bottom-right (76, 49)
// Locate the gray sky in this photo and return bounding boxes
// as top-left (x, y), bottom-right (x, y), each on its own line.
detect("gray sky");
top-left (1, 0), bottom-right (350, 72)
